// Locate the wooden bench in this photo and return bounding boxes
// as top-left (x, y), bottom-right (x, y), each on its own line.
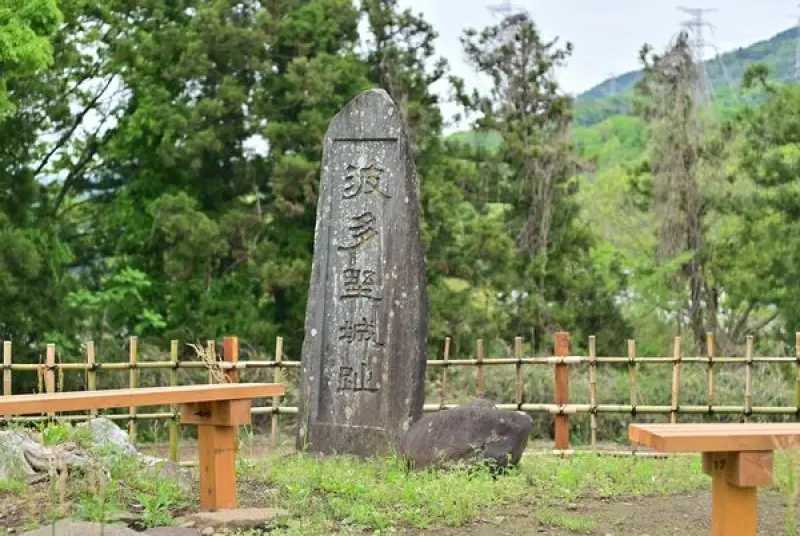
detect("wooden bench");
top-left (630, 422), bottom-right (800, 536)
top-left (0, 383), bottom-right (284, 511)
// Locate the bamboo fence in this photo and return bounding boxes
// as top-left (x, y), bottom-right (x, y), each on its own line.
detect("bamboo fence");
top-left (2, 331), bottom-right (800, 463)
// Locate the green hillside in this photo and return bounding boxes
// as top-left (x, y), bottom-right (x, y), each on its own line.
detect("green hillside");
top-left (573, 26), bottom-right (799, 127)
top-left (579, 26), bottom-right (798, 102)
top-left (449, 24), bottom-right (797, 147)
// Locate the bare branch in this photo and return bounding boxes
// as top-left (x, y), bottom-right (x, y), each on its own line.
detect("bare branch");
top-left (33, 74), bottom-right (117, 179)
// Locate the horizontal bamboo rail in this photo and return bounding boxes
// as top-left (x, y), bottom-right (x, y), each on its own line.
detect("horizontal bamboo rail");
top-left (4, 355), bottom-right (800, 371)
top-left (1, 331), bottom-right (800, 462)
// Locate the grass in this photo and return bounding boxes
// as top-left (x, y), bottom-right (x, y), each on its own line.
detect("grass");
top-left (234, 451), bottom-right (713, 535)
top-left (538, 508), bottom-right (598, 532)
top-left (4, 412), bottom-right (800, 534)
top-left (2, 438), bottom-right (800, 534)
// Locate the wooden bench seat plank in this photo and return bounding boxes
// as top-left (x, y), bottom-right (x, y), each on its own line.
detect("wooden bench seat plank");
top-left (630, 423), bottom-right (800, 453)
top-left (0, 383), bottom-right (284, 416)
top-left (631, 423), bottom-right (800, 432)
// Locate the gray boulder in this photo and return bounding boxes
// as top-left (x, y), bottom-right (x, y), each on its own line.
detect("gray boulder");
top-left (397, 398), bottom-right (533, 472)
top-left (0, 419), bottom-right (192, 492)
top-left (77, 418), bottom-right (195, 492)
top-left (0, 430), bottom-right (89, 481)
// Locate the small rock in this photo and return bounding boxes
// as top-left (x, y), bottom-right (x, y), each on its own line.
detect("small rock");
top-left (107, 512), bottom-right (141, 523)
top-left (566, 503), bottom-right (578, 510)
top-left (188, 508), bottom-right (289, 531)
top-left (200, 528), bottom-right (214, 536)
top-left (144, 529), bottom-right (200, 536)
top-left (21, 520), bottom-right (139, 536)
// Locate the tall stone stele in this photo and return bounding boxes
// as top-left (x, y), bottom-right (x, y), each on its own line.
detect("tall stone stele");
top-left (296, 88), bottom-right (428, 457)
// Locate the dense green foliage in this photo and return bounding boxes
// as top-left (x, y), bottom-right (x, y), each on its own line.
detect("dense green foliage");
top-left (3, 2), bottom-right (800, 398)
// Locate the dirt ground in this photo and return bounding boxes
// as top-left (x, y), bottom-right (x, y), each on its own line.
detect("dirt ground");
top-left (400, 491), bottom-right (793, 535)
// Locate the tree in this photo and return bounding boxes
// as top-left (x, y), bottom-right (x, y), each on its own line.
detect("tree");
top-left (456, 12), bottom-right (629, 352)
top-left (630, 32), bottom-right (713, 350)
top-left (0, 0), bottom-right (62, 117)
top-left (718, 66), bottom-right (800, 347)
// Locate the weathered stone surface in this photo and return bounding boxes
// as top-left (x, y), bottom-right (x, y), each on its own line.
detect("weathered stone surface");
top-left (297, 88), bottom-right (428, 456)
top-left (79, 418), bottom-right (138, 456)
top-left (397, 398), bottom-right (533, 471)
top-left (21, 520), bottom-right (139, 536)
top-left (0, 419), bottom-right (192, 491)
top-left (143, 527), bottom-right (200, 536)
top-left (186, 508), bottom-right (288, 531)
top-left (0, 431), bottom-right (89, 481)
top-left (78, 418), bottom-right (194, 492)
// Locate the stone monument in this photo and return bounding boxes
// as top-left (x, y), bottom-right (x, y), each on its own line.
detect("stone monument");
top-left (296, 88), bottom-right (428, 456)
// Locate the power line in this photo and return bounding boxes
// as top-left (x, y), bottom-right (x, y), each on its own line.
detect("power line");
top-left (678, 6), bottom-right (717, 105)
top-left (487, 0), bottom-right (510, 16)
top-left (606, 72), bottom-right (618, 96)
top-left (487, 1), bottom-right (524, 16)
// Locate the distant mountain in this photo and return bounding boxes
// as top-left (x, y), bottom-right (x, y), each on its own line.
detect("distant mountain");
top-left (578, 26), bottom-right (799, 103)
top-left (573, 26), bottom-right (800, 126)
top-left (446, 25), bottom-right (799, 147)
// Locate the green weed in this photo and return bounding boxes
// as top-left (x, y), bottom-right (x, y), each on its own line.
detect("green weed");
top-left (0, 477), bottom-right (25, 495)
top-left (242, 450), bottom-right (709, 534)
top-left (40, 423), bottom-right (70, 446)
top-left (538, 507), bottom-right (597, 531)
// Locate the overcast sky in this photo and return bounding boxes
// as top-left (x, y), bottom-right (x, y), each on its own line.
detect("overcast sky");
top-left (397, 0), bottom-right (797, 130)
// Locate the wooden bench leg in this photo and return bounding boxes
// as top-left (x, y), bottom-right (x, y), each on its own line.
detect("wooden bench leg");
top-left (181, 399), bottom-right (252, 511)
top-left (702, 451), bottom-right (773, 536)
top-left (198, 425), bottom-right (237, 510)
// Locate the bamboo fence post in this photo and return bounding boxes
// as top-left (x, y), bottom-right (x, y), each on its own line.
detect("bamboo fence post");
top-left (744, 335), bottom-right (753, 422)
top-left (3, 341), bottom-right (11, 419)
top-left (588, 335), bottom-right (597, 449)
top-left (707, 333), bottom-right (715, 415)
top-left (514, 337), bottom-right (523, 409)
top-left (129, 336), bottom-right (138, 440)
top-left (796, 332), bottom-right (800, 417)
top-left (628, 339), bottom-right (637, 453)
top-left (169, 339), bottom-right (179, 463)
top-left (628, 339), bottom-right (637, 412)
top-left (440, 337), bottom-right (450, 409)
top-left (45, 344), bottom-right (56, 394)
top-left (271, 336), bottom-right (283, 447)
top-left (207, 339), bottom-right (216, 384)
top-left (57, 348), bottom-right (64, 393)
top-left (476, 339), bottom-right (485, 397)
top-left (3, 341), bottom-right (11, 396)
top-left (670, 337), bottom-right (681, 424)
top-left (554, 331), bottom-right (570, 449)
top-left (45, 344), bottom-right (55, 420)
top-left (87, 341), bottom-right (97, 417)
top-left (36, 353), bottom-right (43, 394)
